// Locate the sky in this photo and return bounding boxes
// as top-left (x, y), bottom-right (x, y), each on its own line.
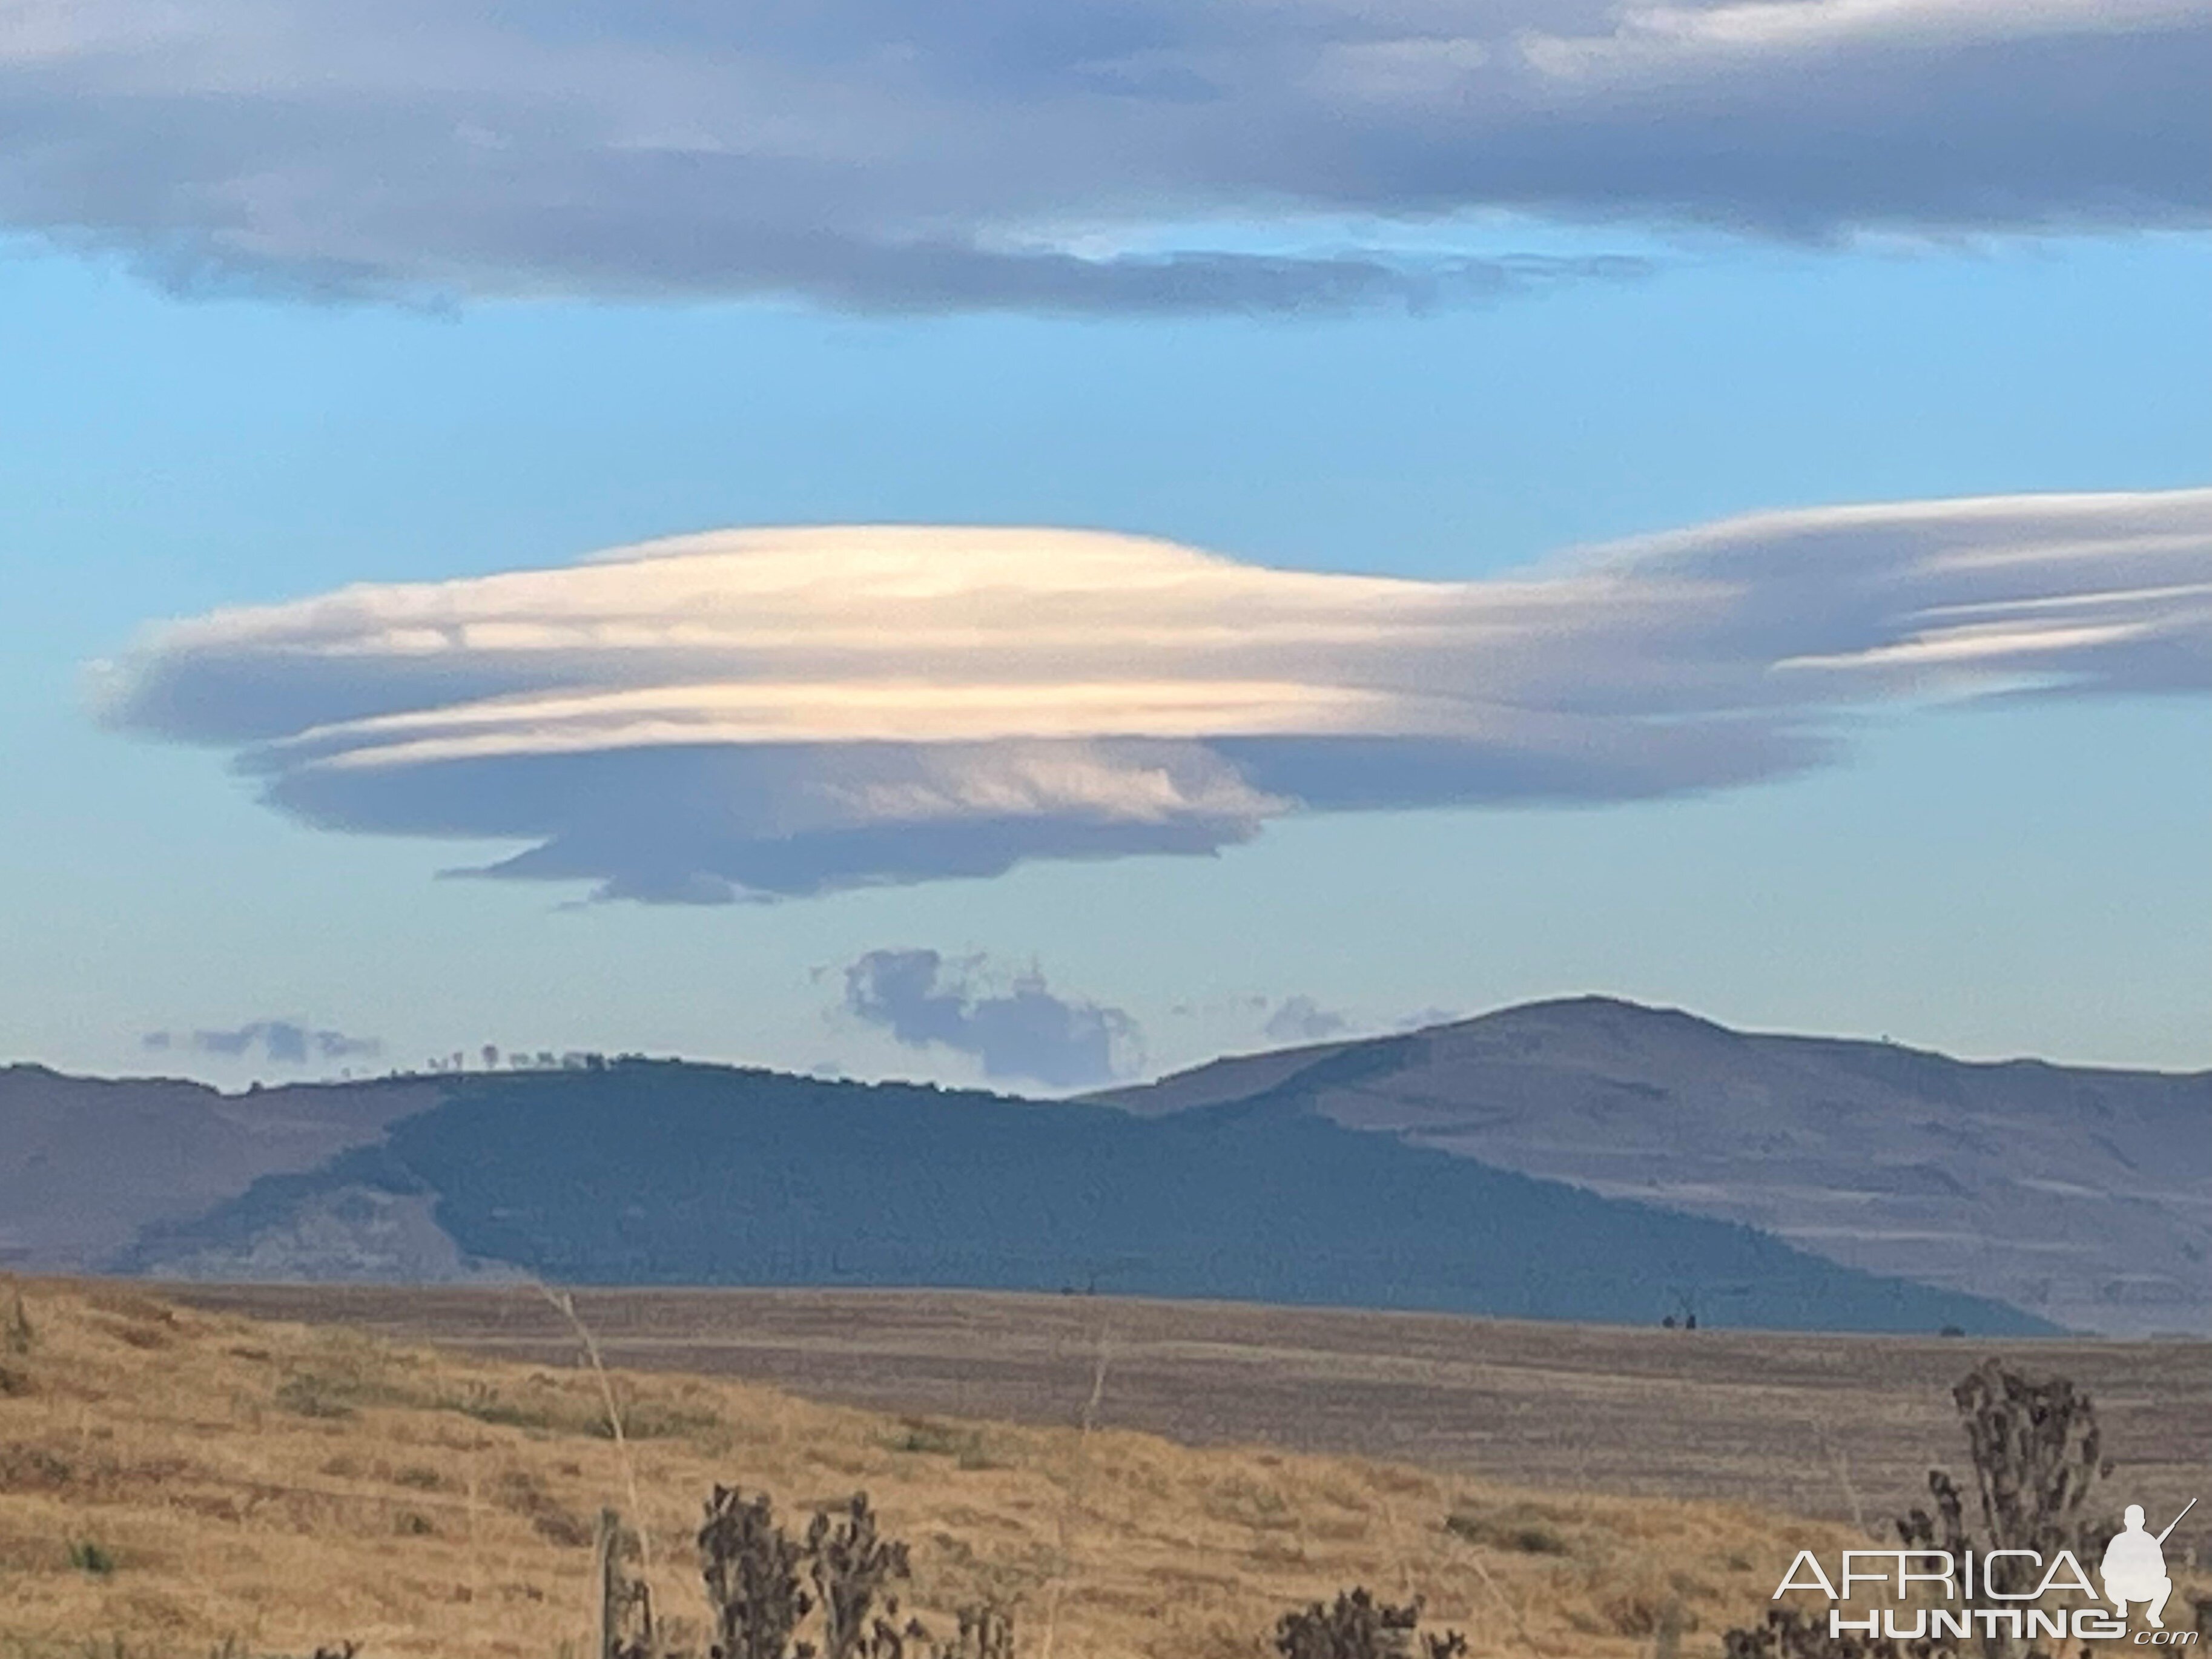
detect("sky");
top-left (2, 0), bottom-right (2209, 1090)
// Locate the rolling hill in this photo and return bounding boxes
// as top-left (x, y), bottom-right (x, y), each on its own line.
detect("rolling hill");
top-left (1093, 996), bottom-right (2212, 1335)
top-left (3, 1057), bottom-right (2042, 1334)
top-left (0, 1064), bottom-right (438, 1271)
top-left (12, 992), bottom-right (2207, 1333)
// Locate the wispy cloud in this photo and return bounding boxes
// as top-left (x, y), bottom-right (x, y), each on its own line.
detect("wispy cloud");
top-left (1263, 995), bottom-right (1350, 1044)
top-left (141, 1020), bottom-right (383, 1066)
top-left (2, 1), bottom-right (2205, 311)
top-left (842, 948), bottom-right (1141, 1088)
top-left (96, 490), bottom-right (2212, 901)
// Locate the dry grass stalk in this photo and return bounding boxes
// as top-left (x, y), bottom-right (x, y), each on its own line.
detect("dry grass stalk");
top-left (539, 1283), bottom-right (653, 1575)
top-left (1806, 1415), bottom-right (1865, 1535)
top-left (1454, 1553), bottom-right (1535, 1657)
top-left (1035, 1318), bottom-right (1111, 1659)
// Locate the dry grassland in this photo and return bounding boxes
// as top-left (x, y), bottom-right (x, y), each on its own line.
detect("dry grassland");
top-left (0, 1279), bottom-right (1864, 1659)
top-left (174, 1284), bottom-right (2212, 1533)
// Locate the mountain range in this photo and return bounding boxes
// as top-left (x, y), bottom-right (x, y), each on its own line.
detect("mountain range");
top-left (5, 996), bottom-right (2205, 1334)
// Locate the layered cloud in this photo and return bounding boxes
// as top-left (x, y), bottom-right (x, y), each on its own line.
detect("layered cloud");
top-left (4, 0), bottom-right (2207, 311)
top-left (96, 489), bottom-right (2212, 902)
top-left (142, 1020), bottom-right (384, 1065)
top-left (843, 948), bottom-right (1141, 1087)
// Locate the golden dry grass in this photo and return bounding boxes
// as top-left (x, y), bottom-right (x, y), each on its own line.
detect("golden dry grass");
top-left (171, 1282), bottom-right (2212, 1533)
top-left (0, 1278), bottom-right (1867, 1659)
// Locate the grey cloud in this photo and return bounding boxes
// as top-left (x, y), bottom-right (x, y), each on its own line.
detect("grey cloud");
top-left (2, 1), bottom-right (2205, 312)
top-left (140, 1020), bottom-right (385, 1065)
top-left (842, 948), bottom-right (1141, 1088)
top-left (258, 739), bottom-right (1269, 904)
top-left (1263, 995), bottom-right (1350, 1044)
top-left (95, 493), bottom-right (2212, 902)
top-left (1396, 1007), bottom-right (1463, 1033)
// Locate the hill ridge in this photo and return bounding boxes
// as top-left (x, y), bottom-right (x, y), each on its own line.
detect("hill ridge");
top-left (1095, 997), bottom-right (2212, 1335)
top-left (99, 1060), bottom-right (2052, 1336)
top-left (10, 997), bottom-right (2207, 1332)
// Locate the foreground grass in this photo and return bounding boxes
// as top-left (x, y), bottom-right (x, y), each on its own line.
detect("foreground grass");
top-left (0, 1279), bottom-right (1857, 1659)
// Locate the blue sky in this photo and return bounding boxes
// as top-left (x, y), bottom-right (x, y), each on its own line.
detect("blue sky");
top-left (4, 1), bottom-right (2209, 1087)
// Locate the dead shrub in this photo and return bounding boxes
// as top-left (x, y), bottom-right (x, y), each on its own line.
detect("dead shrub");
top-left (81, 1287), bottom-right (176, 1327)
top-left (1723, 1357), bottom-right (2120, 1658)
top-left (1597, 1586), bottom-right (1688, 1639)
top-left (884, 1419), bottom-right (992, 1469)
top-left (534, 1508), bottom-right (599, 1549)
top-left (97, 1319), bottom-right (173, 1351)
top-left (930, 1603), bottom-right (1018, 1659)
top-left (809, 1492), bottom-right (915, 1659)
top-left (698, 1485), bottom-right (813, 1659)
top-left (444, 1379), bottom-right (557, 1432)
top-left (579, 1484), bottom-right (1024, 1659)
top-left (274, 1375), bottom-right (359, 1420)
top-left (1272, 1588), bottom-right (1466, 1659)
top-left (609, 1397), bottom-right (722, 1442)
top-left (0, 1445), bottom-right (74, 1489)
top-left (68, 1539), bottom-right (119, 1576)
top-left (1442, 1502), bottom-right (1571, 1555)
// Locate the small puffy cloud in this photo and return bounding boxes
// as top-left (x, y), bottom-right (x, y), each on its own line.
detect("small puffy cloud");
top-left (1263, 995), bottom-right (1350, 1044)
top-left (843, 948), bottom-right (1141, 1089)
top-left (1, 1), bottom-right (2205, 311)
top-left (140, 1020), bottom-right (384, 1066)
top-left (96, 492), bottom-right (2212, 903)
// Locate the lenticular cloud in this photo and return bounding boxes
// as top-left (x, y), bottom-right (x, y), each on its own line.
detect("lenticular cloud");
top-left (5, 0), bottom-right (2208, 311)
top-left (97, 492), bottom-right (2212, 902)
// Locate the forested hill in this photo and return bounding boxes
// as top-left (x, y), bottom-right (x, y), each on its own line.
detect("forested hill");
top-left (119, 1058), bottom-right (2053, 1335)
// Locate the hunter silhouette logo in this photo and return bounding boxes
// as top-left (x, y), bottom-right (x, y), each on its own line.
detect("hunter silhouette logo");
top-left (2104, 1500), bottom-right (2194, 1630)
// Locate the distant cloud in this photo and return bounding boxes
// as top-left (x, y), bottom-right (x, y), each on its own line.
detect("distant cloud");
top-left (843, 948), bottom-right (1141, 1089)
top-left (141, 1020), bottom-right (384, 1066)
top-left (1395, 1008), bottom-right (1464, 1034)
top-left (96, 490), bottom-right (2212, 902)
top-left (1, 0), bottom-right (2205, 311)
top-left (1263, 996), bottom-right (1350, 1044)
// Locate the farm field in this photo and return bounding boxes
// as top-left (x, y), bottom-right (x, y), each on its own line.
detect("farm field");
top-left (173, 1283), bottom-right (2212, 1536)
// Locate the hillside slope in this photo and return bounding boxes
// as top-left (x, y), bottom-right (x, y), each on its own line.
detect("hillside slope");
top-left (1093, 998), bottom-right (2212, 1335)
top-left (0, 1065), bottom-right (435, 1271)
top-left (119, 1062), bottom-right (2051, 1334)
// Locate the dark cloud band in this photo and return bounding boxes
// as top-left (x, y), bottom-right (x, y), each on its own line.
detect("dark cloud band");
top-left (141, 1021), bottom-right (383, 1066)
top-left (4, 1), bottom-right (2207, 311)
